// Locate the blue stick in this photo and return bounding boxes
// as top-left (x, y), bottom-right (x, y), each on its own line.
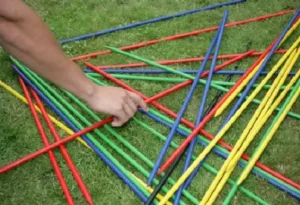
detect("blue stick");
top-left (81, 137), bottom-right (149, 203)
top-left (182, 158), bottom-right (206, 189)
top-left (140, 110), bottom-right (300, 200)
top-left (174, 10), bottom-right (228, 204)
top-left (59, 0), bottom-right (245, 44)
top-left (13, 66), bottom-right (148, 203)
top-left (218, 9), bottom-right (300, 130)
top-left (146, 20), bottom-right (221, 186)
top-left (83, 68), bottom-right (296, 76)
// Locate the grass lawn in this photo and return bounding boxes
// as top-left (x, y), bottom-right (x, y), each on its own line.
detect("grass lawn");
top-left (0, 0), bottom-right (299, 204)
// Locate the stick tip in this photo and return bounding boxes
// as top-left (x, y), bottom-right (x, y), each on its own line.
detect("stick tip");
top-left (146, 178), bottom-right (153, 186)
top-left (88, 199), bottom-right (94, 205)
top-left (214, 109), bottom-right (222, 117)
top-left (104, 46), bottom-right (114, 50)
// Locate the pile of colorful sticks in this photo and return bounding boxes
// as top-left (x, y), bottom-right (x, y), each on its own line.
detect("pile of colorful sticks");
top-left (0, 1), bottom-right (299, 204)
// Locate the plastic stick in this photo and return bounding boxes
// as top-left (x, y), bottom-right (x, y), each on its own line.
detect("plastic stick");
top-left (30, 88), bottom-right (94, 205)
top-left (224, 79), bottom-right (300, 204)
top-left (0, 75), bottom-right (292, 202)
top-left (148, 12), bottom-right (230, 186)
top-left (71, 9), bottom-right (294, 61)
top-left (215, 14), bottom-right (300, 116)
top-left (0, 112), bottom-right (112, 174)
top-left (93, 50), bottom-right (285, 69)
top-left (90, 75), bottom-right (299, 197)
top-left (157, 43), bottom-right (300, 205)
top-left (0, 80), bottom-right (89, 148)
top-left (203, 66), bottom-right (238, 117)
top-left (217, 14), bottom-right (300, 129)
top-left (90, 76), bottom-right (269, 204)
top-left (81, 135), bottom-right (149, 203)
top-left (48, 80), bottom-right (196, 205)
top-left (143, 106), bottom-right (300, 197)
top-left (155, 30), bottom-right (299, 205)
top-left (15, 66), bottom-right (152, 204)
top-left (61, 89), bottom-right (193, 205)
top-left (61, 0), bottom-right (245, 44)
top-left (146, 19), bottom-right (221, 185)
top-left (206, 66), bottom-right (300, 205)
top-left (175, 10), bottom-right (228, 204)
top-left (18, 78), bottom-right (75, 205)
top-left (84, 68), bottom-right (294, 76)
top-left (0, 77), bottom-right (188, 204)
top-left (145, 51), bottom-right (254, 103)
top-left (157, 15), bottom-right (300, 174)
top-left (87, 73), bottom-right (291, 91)
top-left (145, 148), bottom-right (186, 205)
top-left (104, 48), bottom-right (299, 120)
top-left (180, 67), bottom-right (239, 190)
top-left (138, 110), bottom-right (269, 204)
top-left (83, 54), bottom-right (300, 191)
top-left (180, 66), bottom-right (239, 195)
top-left (201, 49), bottom-right (299, 205)
top-left (16, 61), bottom-right (194, 204)
top-left (131, 174), bottom-right (173, 205)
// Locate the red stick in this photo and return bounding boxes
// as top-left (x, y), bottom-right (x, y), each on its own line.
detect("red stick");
top-left (71, 9), bottom-right (294, 61)
top-left (146, 50), bottom-right (254, 103)
top-left (0, 117), bottom-right (112, 174)
top-left (84, 48), bottom-right (300, 190)
top-left (30, 89), bottom-right (94, 205)
top-left (18, 78), bottom-right (75, 205)
top-left (95, 49), bottom-right (286, 69)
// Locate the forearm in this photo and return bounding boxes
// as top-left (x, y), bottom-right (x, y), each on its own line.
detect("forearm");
top-left (0, 0), bottom-right (95, 101)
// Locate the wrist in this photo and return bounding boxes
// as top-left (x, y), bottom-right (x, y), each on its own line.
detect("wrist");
top-left (60, 61), bottom-right (97, 102)
top-left (76, 79), bottom-right (97, 103)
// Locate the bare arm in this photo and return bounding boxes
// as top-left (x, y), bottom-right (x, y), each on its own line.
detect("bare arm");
top-left (0, 0), bottom-right (96, 101)
top-left (0, 0), bottom-right (147, 126)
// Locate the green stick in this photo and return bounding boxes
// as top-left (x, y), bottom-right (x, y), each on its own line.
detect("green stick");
top-left (87, 73), bottom-right (286, 90)
top-left (105, 46), bottom-right (300, 120)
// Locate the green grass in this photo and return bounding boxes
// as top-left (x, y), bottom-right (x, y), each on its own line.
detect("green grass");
top-left (0, 0), bottom-right (300, 204)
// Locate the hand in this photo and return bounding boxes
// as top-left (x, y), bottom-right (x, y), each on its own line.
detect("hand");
top-left (85, 85), bottom-right (148, 127)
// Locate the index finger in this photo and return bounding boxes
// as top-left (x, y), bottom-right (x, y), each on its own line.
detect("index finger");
top-left (127, 91), bottom-right (148, 111)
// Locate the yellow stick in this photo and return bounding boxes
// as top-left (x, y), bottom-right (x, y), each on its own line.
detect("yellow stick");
top-left (237, 80), bottom-right (300, 184)
top-left (204, 52), bottom-right (300, 205)
top-left (131, 174), bottom-right (173, 205)
top-left (206, 71), bottom-right (300, 204)
top-left (157, 38), bottom-right (300, 205)
top-left (214, 18), bottom-right (300, 117)
top-left (0, 80), bottom-right (90, 148)
top-left (200, 48), bottom-right (298, 205)
top-left (228, 49), bottom-right (300, 170)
